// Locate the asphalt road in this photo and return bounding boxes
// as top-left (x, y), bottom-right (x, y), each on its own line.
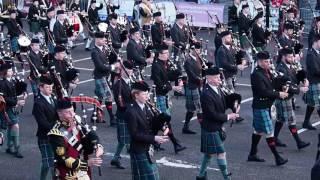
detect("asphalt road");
top-left (0, 29), bottom-right (318, 180)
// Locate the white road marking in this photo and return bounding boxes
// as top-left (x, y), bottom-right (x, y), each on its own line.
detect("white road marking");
top-left (74, 66), bottom-right (94, 71)
top-left (298, 121), bottom-right (320, 134)
top-left (236, 83), bottom-right (251, 87)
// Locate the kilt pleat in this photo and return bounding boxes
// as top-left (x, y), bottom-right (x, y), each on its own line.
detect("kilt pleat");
top-left (275, 98), bottom-right (295, 124)
top-left (95, 78), bottom-right (112, 101)
top-left (240, 35), bottom-right (251, 49)
top-left (185, 87), bottom-right (201, 112)
top-left (117, 118), bottom-right (130, 145)
top-left (303, 83), bottom-right (320, 107)
top-left (10, 37), bottom-right (19, 53)
top-left (38, 138), bottom-right (55, 168)
top-left (200, 128), bottom-right (225, 154)
top-left (30, 21), bottom-right (41, 33)
top-left (156, 96), bottom-right (170, 115)
top-left (130, 153), bottom-right (160, 180)
top-left (252, 108), bottom-right (273, 134)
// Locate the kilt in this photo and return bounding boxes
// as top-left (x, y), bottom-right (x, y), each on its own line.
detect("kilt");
top-left (6, 108), bottom-right (19, 125)
top-left (240, 35), bottom-right (251, 49)
top-left (200, 128), bottom-right (225, 154)
top-left (117, 117), bottom-right (130, 145)
top-left (185, 87), bottom-right (201, 112)
top-left (29, 79), bottom-right (39, 96)
top-left (156, 96), bottom-right (170, 115)
top-left (10, 36), bottom-right (19, 53)
top-left (303, 83), bottom-right (320, 107)
top-left (130, 153), bottom-right (160, 180)
top-left (275, 98), bottom-right (295, 124)
top-left (30, 21), bottom-right (41, 33)
top-left (94, 78), bottom-right (113, 101)
top-left (252, 108), bottom-right (273, 134)
top-left (38, 138), bottom-right (55, 168)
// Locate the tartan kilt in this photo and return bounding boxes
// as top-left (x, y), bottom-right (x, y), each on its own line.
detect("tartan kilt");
top-left (6, 108), bottom-right (19, 125)
top-left (38, 138), bottom-right (55, 168)
top-left (30, 21), bottom-right (41, 33)
top-left (130, 153), bottom-right (160, 180)
top-left (303, 83), bottom-right (320, 107)
top-left (201, 128), bottom-right (225, 154)
top-left (240, 35), bottom-right (251, 49)
top-left (156, 96), bottom-right (170, 115)
top-left (94, 78), bottom-right (113, 101)
top-left (117, 117), bottom-right (130, 145)
top-left (274, 98), bottom-right (295, 124)
top-left (185, 87), bottom-right (201, 112)
top-left (252, 108), bottom-right (273, 134)
top-left (10, 36), bottom-right (19, 53)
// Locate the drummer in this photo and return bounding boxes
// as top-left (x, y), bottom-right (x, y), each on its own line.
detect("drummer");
top-left (6, 9), bottom-right (22, 57)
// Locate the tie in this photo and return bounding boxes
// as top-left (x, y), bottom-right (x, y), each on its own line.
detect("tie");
top-left (49, 97), bottom-right (55, 107)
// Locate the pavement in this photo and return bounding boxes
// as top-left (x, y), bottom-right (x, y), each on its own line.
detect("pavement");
top-left (0, 29), bottom-right (318, 180)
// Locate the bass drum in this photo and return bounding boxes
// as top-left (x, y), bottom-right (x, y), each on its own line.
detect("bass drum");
top-left (237, 0), bottom-right (265, 17)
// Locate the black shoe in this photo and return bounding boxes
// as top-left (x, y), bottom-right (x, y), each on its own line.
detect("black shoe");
top-left (174, 92), bottom-right (184, 97)
top-left (110, 160), bottom-right (125, 169)
top-left (85, 48), bottom-right (91, 51)
top-left (297, 141), bottom-right (311, 150)
top-left (5, 148), bottom-right (14, 155)
top-left (182, 127), bottom-right (196, 134)
top-left (83, 38), bottom-right (88, 41)
top-left (174, 144), bottom-right (186, 154)
top-left (247, 155), bottom-right (265, 162)
top-left (275, 155), bottom-right (288, 166)
top-left (275, 138), bottom-right (287, 147)
top-left (14, 151), bottom-right (23, 158)
top-left (196, 172), bottom-right (207, 180)
top-left (302, 123), bottom-right (317, 130)
top-left (235, 117), bottom-right (244, 123)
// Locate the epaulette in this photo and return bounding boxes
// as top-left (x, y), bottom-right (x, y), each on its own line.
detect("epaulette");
top-left (47, 128), bottom-right (64, 137)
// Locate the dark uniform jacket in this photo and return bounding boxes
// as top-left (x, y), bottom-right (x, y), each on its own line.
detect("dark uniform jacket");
top-left (0, 78), bottom-right (17, 108)
top-left (6, 19), bottom-right (21, 39)
top-left (108, 24), bottom-right (122, 64)
top-left (279, 34), bottom-right (294, 49)
top-left (214, 32), bottom-right (222, 56)
top-left (91, 46), bottom-right (112, 79)
top-left (88, 4), bottom-right (103, 25)
top-left (251, 66), bottom-right (281, 109)
top-left (50, 58), bottom-right (70, 88)
top-left (151, 22), bottom-right (164, 50)
top-left (113, 78), bottom-right (132, 118)
top-left (70, 3), bottom-right (80, 11)
top-left (32, 94), bottom-right (57, 138)
top-left (216, 45), bottom-right (238, 78)
top-left (184, 55), bottom-right (202, 90)
top-left (126, 101), bottom-right (155, 154)
top-left (29, 50), bottom-right (44, 80)
top-left (276, 61), bottom-right (300, 99)
top-left (151, 59), bottom-right (172, 96)
top-left (228, 5), bottom-right (238, 27)
top-left (53, 20), bottom-right (68, 44)
top-left (28, 4), bottom-right (40, 21)
top-left (238, 12), bottom-right (259, 36)
top-left (200, 83), bottom-right (227, 132)
top-left (126, 39), bottom-right (146, 67)
top-left (252, 23), bottom-right (266, 48)
top-left (171, 23), bottom-right (187, 53)
top-left (306, 48), bottom-right (320, 84)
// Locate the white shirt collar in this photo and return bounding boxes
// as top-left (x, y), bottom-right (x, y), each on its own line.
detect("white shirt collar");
top-left (40, 92), bottom-right (52, 104)
top-left (136, 101), bottom-right (145, 110)
top-left (208, 84), bottom-right (219, 94)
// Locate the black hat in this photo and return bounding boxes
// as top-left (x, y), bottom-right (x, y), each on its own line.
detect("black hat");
top-left (153, 11), bottom-right (161, 17)
top-left (39, 76), bottom-right (53, 85)
top-left (31, 38), bottom-right (40, 44)
top-left (193, 42), bottom-right (202, 49)
top-left (280, 48), bottom-right (294, 56)
top-left (59, 1), bottom-right (65, 6)
top-left (54, 45), bottom-right (66, 54)
top-left (176, 13), bottom-right (185, 19)
top-left (284, 22), bottom-right (294, 30)
top-left (65, 68), bottom-right (80, 82)
top-left (315, 16), bottom-right (320, 22)
top-left (95, 31), bottom-right (105, 38)
top-left (131, 81), bottom-right (150, 91)
top-left (205, 66), bottom-right (220, 76)
top-left (123, 61), bottom-right (134, 70)
top-left (109, 13), bottom-right (118, 20)
top-left (313, 34), bottom-right (320, 43)
top-left (129, 26), bottom-right (139, 34)
top-left (220, 30), bottom-right (231, 37)
top-left (9, 9), bottom-right (16, 14)
top-left (57, 97), bottom-right (73, 110)
top-left (287, 8), bottom-right (295, 14)
top-left (56, 10), bottom-right (64, 15)
top-left (158, 44), bottom-right (169, 52)
top-left (47, 6), bottom-right (55, 13)
top-left (120, 30), bottom-right (129, 42)
top-left (0, 61), bottom-right (11, 71)
top-left (91, 0), bottom-right (96, 4)
top-left (256, 51), bottom-right (270, 60)
top-left (242, 4), bottom-right (249, 9)
top-left (294, 43), bottom-right (304, 54)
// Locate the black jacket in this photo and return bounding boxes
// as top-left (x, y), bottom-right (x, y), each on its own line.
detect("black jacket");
top-left (171, 23), bottom-right (188, 53)
top-left (32, 94), bottom-right (58, 138)
top-left (53, 21), bottom-right (68, 44)
top-left (28, 4), bottom-right (40, 21)
top-left (238, 13), bottom-right (259, 36)
top-left (6, 19), bottom-right (21, 39)
top-left (0, 79), bottom-right (17, 108)
top-left (228, 5), bottom-right (238, 27)
top-left (251, 66), bottom-right (281, 109)
top-left (126, 39), bottom-right (146, 67)
top-left (252, 23), bottom-right (266, 48)
top-left (70, 3), bottom-right (80, 11)
top-left (151, 22), bottom-right (164, 50)
top-left (28, 50), bottom-right (44, 79)
top-left (126, 102), bottom-right (155, 153)
top-left (50, 58), bottom-right (70, 88)
top-left (200, 84), bottom-right (227, 132)
top-left (276, 61), bottom-right (300, 99)
top-left (216, 45), bottom-right (238, 78)
top-left (91, 46), bottom-right (112, 79)
top-left (151, 59), bottom-right (172, 96)
top-left (184, 55), bottom-right (202, 90)
top-left (278, 34), bottom-right (294, 49)
top-left (306, 48), bottom-right (320, 84)
top-left (113, 78), bottom-right (132, 118)
top-left (88, 4), bottom-right (103, 25)
top-left (308, 28), bottom-right (318, 49)
top-left (214, 32), bottom-right (222, 56)
top-left (108, 25), bottom-right (122, 64)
